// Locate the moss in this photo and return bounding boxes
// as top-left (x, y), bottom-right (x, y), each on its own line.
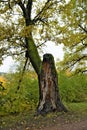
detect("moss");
top-left (27, 36), bottom-right (41, 75)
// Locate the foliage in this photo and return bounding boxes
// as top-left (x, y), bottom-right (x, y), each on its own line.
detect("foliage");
top-left (59, 71), bottom-right (87, 102)
top-left (0, 72), bottom-right (39, 115)
top-left (58, 0), bottom-right (87, 73)
top-left (0, 0), bottom-right (87, 73)
top-left (0, 0), bottom-right (66, 65)
top-left (0, 76), bottom-right (7, 90)
top-left (0, 71), bottom-right (87, 115)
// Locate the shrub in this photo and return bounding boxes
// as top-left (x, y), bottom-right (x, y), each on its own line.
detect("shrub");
top-left (59, 72), bottom-right (87, 102)
top-left (0, 72), bottom-right (39, 115)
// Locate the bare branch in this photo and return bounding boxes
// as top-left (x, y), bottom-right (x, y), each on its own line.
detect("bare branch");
top-left (37, 40), bottom-right (47, 48)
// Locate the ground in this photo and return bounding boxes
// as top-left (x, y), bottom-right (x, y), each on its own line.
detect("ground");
top-left (43, 119), bottom-right (87, 130)
top-left (0, 102), bottom-right (87, 130)
top-left (0, 111), bottom-right (87, 130)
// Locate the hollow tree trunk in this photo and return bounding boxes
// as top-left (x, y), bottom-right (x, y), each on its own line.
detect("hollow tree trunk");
top-left (37, 54), bottom-right (67, 115)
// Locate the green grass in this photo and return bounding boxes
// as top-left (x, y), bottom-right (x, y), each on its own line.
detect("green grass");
top-left (67, 102), bottom-right (87, 112)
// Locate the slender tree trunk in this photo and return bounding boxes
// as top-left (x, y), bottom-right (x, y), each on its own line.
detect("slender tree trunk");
top-left (37, 54), bottom-right (67, 115)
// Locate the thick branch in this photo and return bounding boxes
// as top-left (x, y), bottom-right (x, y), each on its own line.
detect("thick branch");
top-left (27, 0), bottom-right (32, 20)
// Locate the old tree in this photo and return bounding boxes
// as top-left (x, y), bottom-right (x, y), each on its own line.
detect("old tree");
top-left (0, 0), bottom-right (68, 114)
top-left (1, 0), bottom-right (86, 114)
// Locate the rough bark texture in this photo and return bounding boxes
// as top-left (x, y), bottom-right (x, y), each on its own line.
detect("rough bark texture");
top-left (37, 54), bottom-right (67, 115)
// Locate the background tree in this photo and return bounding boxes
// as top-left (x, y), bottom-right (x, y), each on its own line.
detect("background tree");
top-left (56, 0), bottom-right (87, 73)
top-left (0, 0), bottom-right (68, 114)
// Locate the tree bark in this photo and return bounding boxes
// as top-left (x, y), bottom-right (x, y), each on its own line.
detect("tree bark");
top-left (37, 54), bottom-right (67, 115)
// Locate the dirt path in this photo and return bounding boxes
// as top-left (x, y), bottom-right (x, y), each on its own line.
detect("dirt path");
top-left (42, 119), bottom-right (87, 130)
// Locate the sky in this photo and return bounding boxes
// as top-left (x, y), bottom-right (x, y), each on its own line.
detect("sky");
top-left (0, 42), bottom-right (64, 72)
top-left (43, 41), bottom-right (64, 61)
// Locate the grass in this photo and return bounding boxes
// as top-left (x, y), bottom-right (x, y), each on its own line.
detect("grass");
top-left (0, 102), bottom-right (87, 130)
top-left (67, 102), bottom-right (87, 111)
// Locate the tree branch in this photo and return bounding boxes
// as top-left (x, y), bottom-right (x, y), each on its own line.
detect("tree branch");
top-left (33, 0), bottom-right (62, 24)
top-left (82, 70), bottom-right (87, 73)
top-left (0, 0), bottom-right (8, 2)
top-left (15, 0), bottom-right (26, 18)
top-left (27, 0), bottom-right (32, 20)
top-left (69, 55), bottom-right (87, 69)
top-left (16, 57), bottom-right (29, 92)
top-left (33, 0), bottom-right (52, 23)
top-left (37, 40), bottom-right (47, 48)
top-left (79, 24), bottom-right (87, 33)
top-left (71, 36), bottom-right (87, 48)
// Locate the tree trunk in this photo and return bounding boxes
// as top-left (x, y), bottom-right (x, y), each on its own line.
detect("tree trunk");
top-left (17, 0), bottom-right (67, 115)
top-left (37, 54), bottom-right (67, 115)
top-left (25, 36), bottom-right (41, 75)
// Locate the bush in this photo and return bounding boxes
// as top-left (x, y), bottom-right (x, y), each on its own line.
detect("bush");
top-left (0, 72), bottom-right (39, 115)
top-left (59, 72), bottom-right (87, 102)
top-left (0, 71), bottom-right (87, 115)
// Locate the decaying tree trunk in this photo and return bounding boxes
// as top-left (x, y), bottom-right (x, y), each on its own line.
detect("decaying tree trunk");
top-left (37, 54), bottom-right (67, 115)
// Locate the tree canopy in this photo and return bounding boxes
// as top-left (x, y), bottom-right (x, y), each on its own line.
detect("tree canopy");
top-left (0, 0), bottom-right (87, 73)
top-left (0, 0), bottom-right (64, 66)
top-left (57, 0), bottom-right (87, 73)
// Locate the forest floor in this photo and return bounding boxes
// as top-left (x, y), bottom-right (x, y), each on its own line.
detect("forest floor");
top-left (0, 102), bottom-right (87, 130)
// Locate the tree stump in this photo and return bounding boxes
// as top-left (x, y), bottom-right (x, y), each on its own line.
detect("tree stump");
top-left (37, 53), bottom-right (67, 115)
